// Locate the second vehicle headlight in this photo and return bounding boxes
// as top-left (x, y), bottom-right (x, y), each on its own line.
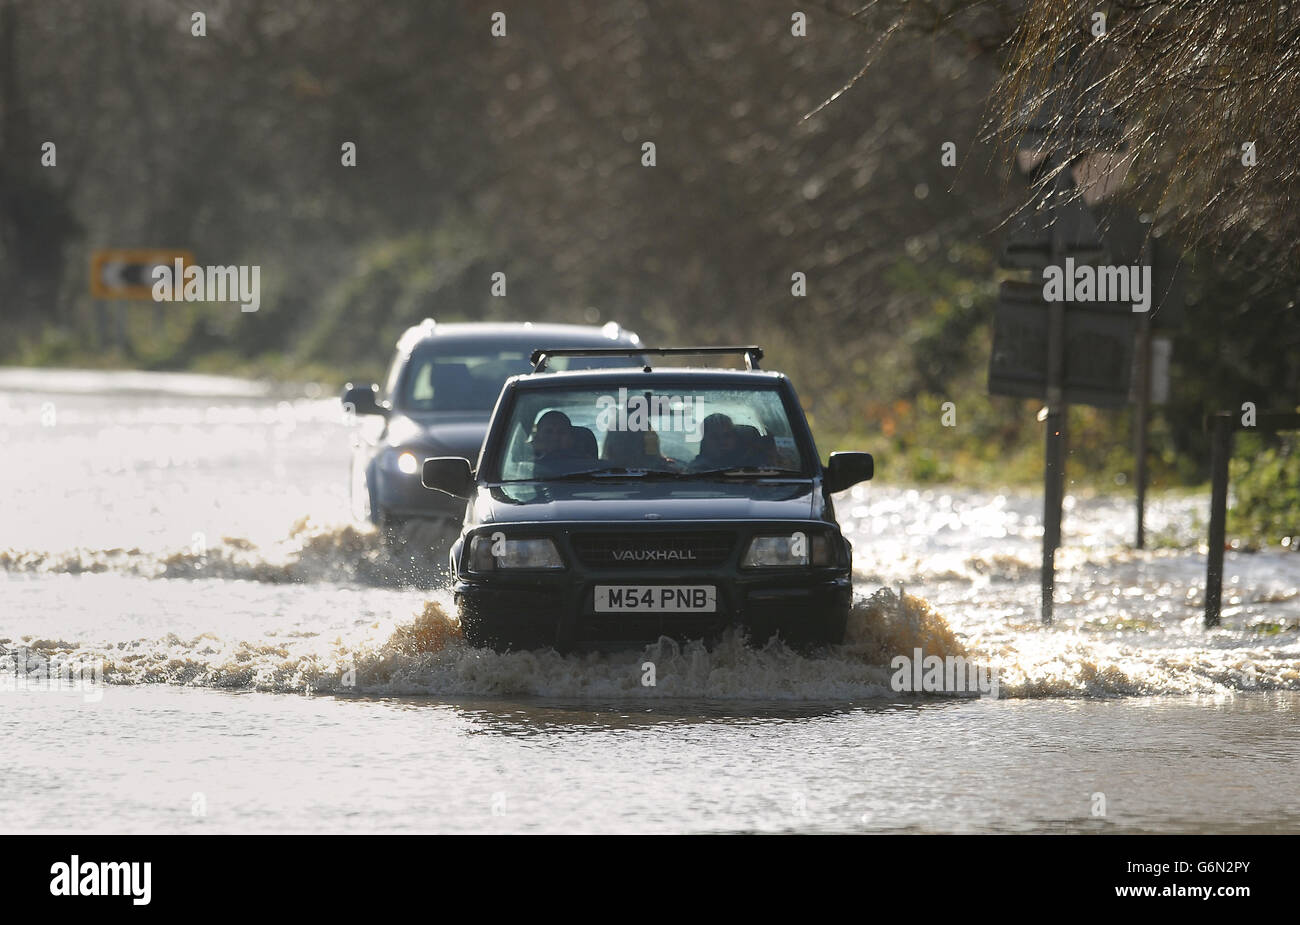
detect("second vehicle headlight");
top-left (741, 532), bottom-right (832, 567)
top-left (468, 534), bottom-right (564, 570)
top-left (396, 451), bottom-right (420, 475)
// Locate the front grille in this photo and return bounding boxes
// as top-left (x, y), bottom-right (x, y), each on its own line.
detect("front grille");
top-left (571, 532), bottom-right (735, 568)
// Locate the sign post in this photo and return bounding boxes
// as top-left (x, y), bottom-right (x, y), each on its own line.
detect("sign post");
top-left (89, 248), bottom-right (194, 351)
top-left (1205, 412), bottom-right (1233, 627)
top-left (993, 161), bottom-right (1132, 623)
top-left (1101, 211), bottom-right (1186, 549)
top-left (1001, 69), bottom-right (1131, 623)
top-left (1041, 166), bottom-right (1069, 625)
top-left (1133, 304), bottom-right (1153, 548)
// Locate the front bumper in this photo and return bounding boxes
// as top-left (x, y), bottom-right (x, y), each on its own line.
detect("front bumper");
top-left (453, 568), bottom-right (851, 648)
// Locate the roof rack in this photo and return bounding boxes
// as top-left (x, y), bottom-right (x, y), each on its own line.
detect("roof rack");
top-left (530, 345), bottom-right (763, 373)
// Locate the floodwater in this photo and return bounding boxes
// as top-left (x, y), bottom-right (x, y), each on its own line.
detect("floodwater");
top-left (2, 368), bottom-right (1297, 833)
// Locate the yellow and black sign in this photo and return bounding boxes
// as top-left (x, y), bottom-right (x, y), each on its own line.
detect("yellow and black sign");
top-left (90, 249), bottom-right (194, 300)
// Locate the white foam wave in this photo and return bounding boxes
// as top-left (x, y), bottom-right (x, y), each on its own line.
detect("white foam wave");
top-left (4, 589), bottom-right (1295, 701)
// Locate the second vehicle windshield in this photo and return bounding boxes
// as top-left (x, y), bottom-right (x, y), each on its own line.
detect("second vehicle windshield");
top-left (491, 384), bottom-right (810, 480)
top-left (394, 342), bottom-right (643, 413)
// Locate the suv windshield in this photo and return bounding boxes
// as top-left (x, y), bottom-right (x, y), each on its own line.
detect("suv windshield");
top-left (490, 383), bottom-right (810, 481)
top-left (397, 343), bottom-right (643, 413)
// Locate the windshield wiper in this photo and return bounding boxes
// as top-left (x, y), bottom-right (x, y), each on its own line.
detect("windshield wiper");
top-left (681, 466), bottom-right (806, 478)
top-left (519, 466), bottom-right (682, 481)
top-left (501, 465), bottom-right (805, 483)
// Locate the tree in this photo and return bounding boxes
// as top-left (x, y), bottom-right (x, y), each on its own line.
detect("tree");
top-left (996, 0), bottom-right (1300, 269)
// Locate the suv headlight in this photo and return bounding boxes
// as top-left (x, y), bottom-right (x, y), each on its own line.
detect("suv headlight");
top-left (468, 534), bottom-right (564, 571)
top-left (741, 531), bottom-right (833, 568)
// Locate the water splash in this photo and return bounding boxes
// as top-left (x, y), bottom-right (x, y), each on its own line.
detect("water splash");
top-left (0, 521), bottom-right (441, 587)
top-left (8, 585), bottom-right (1292, 700)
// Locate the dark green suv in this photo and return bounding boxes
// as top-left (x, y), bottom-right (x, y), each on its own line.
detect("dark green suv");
top-left (421, 347), bottom-right (874, 651)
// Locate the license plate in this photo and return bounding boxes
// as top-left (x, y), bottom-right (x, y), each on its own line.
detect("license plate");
top-left (594, 585), bottom-right (717, 613)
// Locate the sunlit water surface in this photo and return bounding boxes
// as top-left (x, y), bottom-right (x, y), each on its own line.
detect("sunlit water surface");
top-left (2, 369), bottom-right (1297, 832)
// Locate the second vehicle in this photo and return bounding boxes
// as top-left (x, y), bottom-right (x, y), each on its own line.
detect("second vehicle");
top-left (341, 319), bottom-right (642, 555)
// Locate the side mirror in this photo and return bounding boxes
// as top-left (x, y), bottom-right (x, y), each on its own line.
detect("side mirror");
top-left (422, 457), bottom-right (475, 498)
top-left (824, 451), bottom-right (873, 493)
top-left (341, 382), bottom-right (387, 417)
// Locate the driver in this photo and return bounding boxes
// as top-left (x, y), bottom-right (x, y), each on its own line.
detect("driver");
top-left (530, 410), bottom-right (582, 476)
top-left (689, 412), bottom-right (737, 471)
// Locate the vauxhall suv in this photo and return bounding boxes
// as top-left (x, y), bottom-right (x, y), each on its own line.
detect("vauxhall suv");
top-left (341, 319), bottom-right (642, 553)
top-left (420, 346), bottom-right (874, 650)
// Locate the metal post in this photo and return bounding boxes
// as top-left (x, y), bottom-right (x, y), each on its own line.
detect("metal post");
top-left (1205, 412), bottom-right (1232, 628)
top-left (1133, 308), bottom-right (1152, 548)
top-left (1041, 163), bottom-right (1070, 625)
top-left (1042, 385), bottom-right (1066, 624)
